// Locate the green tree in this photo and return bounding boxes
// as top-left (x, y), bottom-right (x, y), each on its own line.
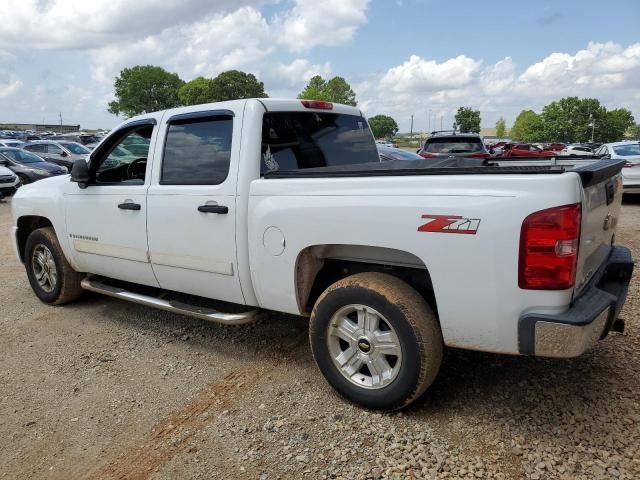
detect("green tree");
top-left (628, 123), bottom-right (640, 139)
top-left (599, 108), bottom-right (634, 143)
top-left (454, 107), bottom-right (481, 133)
top-left (208, 70), bottom-right (267, 101)
top-left (108, 65), bottom-right (184, 117)
top-left (540, 97), bottom-right (605, 143)
top-left (495, 117), bottom-right (506, 138)
top-left (368, 115), bottom-right (399, 138)
top-left (510, 110), bottom-right (543, 142)
top-left (178, 76), bottom-right (216, 106)
top-left (298, 75), bottom-right (357, 106)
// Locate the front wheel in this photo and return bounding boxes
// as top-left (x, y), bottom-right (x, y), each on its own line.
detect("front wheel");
top-left (309, 272), bottom-right (443, 410)
top-left (24, 227), bottom-right (84, 305)
top-left (17, 173), bottom-right (30, 185)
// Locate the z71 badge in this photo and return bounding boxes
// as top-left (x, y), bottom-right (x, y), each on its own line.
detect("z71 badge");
top-left (418, 215), bottom-right (481, 235)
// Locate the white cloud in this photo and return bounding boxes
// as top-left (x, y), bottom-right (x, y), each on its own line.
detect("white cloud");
top-left (380, 54), bottom-right (482, 92)
top-left (90, 7), bottom-right (275, 83)
top-left (277, 0), bottom-right (370, 52)
top-left (361, 41), bottom-right (640, 130)
top-left (266, 59), bottom-right (332, 87)
top-left (0, 0), bottom-right (260, 49)
top-left (0, 77), bottom-right (21, 98)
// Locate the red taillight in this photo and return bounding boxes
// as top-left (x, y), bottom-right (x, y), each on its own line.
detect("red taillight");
top-left (419, 152), bottom-right (435, 158)
top-left (519, 203), bottom-right (581, 290)
top-left (301, 100), bottom-right (333, 110)
top-left (468, 152), bottom-right (491, 158)
top-left (623, 161), bottom-right (634, 168)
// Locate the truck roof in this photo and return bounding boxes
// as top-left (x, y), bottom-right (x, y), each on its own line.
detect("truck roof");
top-left (124, 99), bottom-right (363, 128)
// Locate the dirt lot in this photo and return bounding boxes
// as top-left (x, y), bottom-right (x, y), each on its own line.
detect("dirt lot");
top-left (1, 196), bottom-right (639, 480)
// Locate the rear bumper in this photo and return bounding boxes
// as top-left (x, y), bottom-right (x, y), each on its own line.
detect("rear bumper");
top-left (518, 246), bottom-right (634, 357)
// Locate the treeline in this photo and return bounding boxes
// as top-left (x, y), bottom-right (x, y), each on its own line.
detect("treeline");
top-left (107, 65), bottom-right (358, 118)
top-left (510, 97), bottom-right (635, 143)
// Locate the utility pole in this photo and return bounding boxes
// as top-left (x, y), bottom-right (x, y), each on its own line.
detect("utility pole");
top-left (589, 114), bottom-right (595, 143)
top-left (59, 112), bottom-right (63, 126)
top-left (410, 114), bottom-right (414, 146)
top-left (440, 116), bottom-right (443, 130)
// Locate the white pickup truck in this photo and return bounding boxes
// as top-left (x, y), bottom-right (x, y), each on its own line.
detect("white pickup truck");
top-left (10, 99), bottom-right (634, 410)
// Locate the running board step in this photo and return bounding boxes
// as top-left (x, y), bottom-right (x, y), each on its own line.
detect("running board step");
top-left (80, 277), bottom-right (257, 325)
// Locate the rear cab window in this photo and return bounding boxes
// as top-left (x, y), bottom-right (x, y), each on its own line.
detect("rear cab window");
top-left (423, 136), bottom-right (483, 154)
top-left (261, 111), bottom-right (378, 174)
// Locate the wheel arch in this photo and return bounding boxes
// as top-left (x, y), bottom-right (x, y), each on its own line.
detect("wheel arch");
top-left (294, 244), bottom-right (438, 317)
top-left (16, 215), bottom-right (54, 262)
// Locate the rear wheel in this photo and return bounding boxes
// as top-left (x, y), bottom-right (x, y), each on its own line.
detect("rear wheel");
top-left (24, 227), bottom-right (84, 305)
top-left (309, 272), bottom-right (443, 410)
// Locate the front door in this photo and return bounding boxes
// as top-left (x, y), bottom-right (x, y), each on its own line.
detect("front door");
top-left (146, 110), bottom-right (244, 304)
top-left (64, 118), bottom-right (160, 287)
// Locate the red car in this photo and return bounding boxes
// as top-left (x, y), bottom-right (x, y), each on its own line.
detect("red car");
top-left (544, 143), bottom-right (566, 152)
top-left (501, 143), bottom-right (556, 157)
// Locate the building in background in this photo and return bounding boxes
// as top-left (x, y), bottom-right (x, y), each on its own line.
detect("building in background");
top-left (0, 123), bottom-right (80, 134)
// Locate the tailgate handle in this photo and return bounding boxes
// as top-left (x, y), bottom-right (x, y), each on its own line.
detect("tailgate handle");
top-left (605, 181), bottom-right (615, 206)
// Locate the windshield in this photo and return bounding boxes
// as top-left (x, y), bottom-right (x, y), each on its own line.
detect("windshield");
top-left (423, 137), bottom-right (483, 154)
top-left (261, 112), bottom-right (378, 173)
top-left (613, 144), bottom-right (640, 156)
top-left (58, 142), bottom-right (90, 155)
top-left (0, 148), bottom-right (45, 164)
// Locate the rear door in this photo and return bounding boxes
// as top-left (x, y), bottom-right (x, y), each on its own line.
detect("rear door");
top-left (146, 109), bottom-right (244, 304)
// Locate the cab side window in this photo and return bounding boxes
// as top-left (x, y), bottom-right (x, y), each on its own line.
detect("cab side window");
top-left (161, 115), bottom-right (233, 185)
top-left (92, 125), bottom-right (154, 185)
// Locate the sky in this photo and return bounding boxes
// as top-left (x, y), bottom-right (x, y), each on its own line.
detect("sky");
top-left (0, 0), bottom-right (639, 131)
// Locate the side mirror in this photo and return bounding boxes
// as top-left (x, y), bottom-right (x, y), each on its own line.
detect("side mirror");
top-left (60, 151), bottom-right (68, 157)
top-left (70, 159), bottom-right (90, 188)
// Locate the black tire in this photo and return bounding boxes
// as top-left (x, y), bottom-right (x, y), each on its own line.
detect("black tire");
top-left (17, 173), bottom-right (30, 185)
top-left (309, 272), bottom-right (443, 410)
top-left (24, 227), bottom-right (84, 305)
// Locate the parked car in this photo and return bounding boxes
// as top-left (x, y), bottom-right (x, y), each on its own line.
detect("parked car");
top-left (0, 163), bottom-right (19, 197)
top-left (559, 145), bottom-right (594, 157)
top-left (0, 147), bottom-right (68, 184)
top-left (0, 139), bottom-right (25, 149)
top-left (418, 132), bottom-right (491, 158)
top-left (594, 142), bottom-right (640, 191)
top-left (378, 146), bottom-right (424, 161)
top-left (544, 143), bottom-right (566, 152)
top-left (10, 99), bottom-right (633, 411)
top-left (501, 143), bottom-right (555, 157)
top-left (375, 139), bottom-right (398, 148)
top-left (52, 133), bottom-right (101, 149)
top-left (23, 140), bottom-right (89, 169)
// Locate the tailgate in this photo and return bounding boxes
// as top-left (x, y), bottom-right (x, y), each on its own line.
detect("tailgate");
top-left (574, 160), bottom-right (625, 294)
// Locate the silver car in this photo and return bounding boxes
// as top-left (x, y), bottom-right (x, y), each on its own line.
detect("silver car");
top-left (23, 140), bottom-right (89, 170)
top-left (594, 141), bottom-right (640, 192)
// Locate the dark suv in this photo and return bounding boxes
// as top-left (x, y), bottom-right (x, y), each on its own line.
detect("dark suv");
top-left (418, 131), bottom-right (491, 159)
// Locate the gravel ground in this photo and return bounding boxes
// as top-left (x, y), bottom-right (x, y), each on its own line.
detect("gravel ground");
top-left (0, 195), bottom-right (639, 480)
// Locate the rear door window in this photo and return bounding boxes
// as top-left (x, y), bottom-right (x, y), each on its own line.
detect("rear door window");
top-left (161, 115), bottom-right (233, 185)
top-left (261, 112), bottom-right (378, 174)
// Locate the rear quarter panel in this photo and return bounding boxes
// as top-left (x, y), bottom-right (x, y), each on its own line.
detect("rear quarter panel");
top-left (248, 172), bottom-right (583, 355)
